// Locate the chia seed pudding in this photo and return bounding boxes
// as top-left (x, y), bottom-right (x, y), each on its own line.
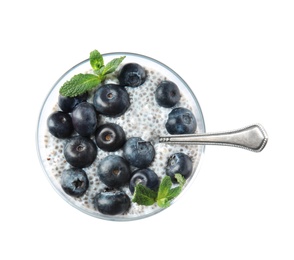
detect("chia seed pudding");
top-left (37, 53), bottom-right (205, 221)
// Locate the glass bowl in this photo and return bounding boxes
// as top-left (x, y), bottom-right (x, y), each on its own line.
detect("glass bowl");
top-left (36, 52), bottom-right (206, 221)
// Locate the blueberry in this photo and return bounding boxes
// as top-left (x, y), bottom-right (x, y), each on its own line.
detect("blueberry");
top-left (95, 123), bottom-right (126, 152)
top-left (118, 63), bottom-right (146, 87)
top-left (94, 190), bottom-right (130, 215)
top-left (129, 168), bottom-right (159, 194)
top-left (165, 107), bottom-right (197, 134)
top-left (93, 84), bottom-right (130, 117)
top-left (58, 92), bottom-right (88, 113)
top-left (97, 155), bottom-right (131, 188)
top-left (155, 80), bottom-right (181, 108)
top-left (123, 137), bottom-right (155, 168)
top-left (47, 111), bottom-right (74, 138)
top-left (64, 136), bottom-right (97, 168)
top-left (72, 102), bottom-right (98, 137)
top-left (61, 168), bottom-right (89, 197)
top-left (166, 153), bottom-right (193, 182)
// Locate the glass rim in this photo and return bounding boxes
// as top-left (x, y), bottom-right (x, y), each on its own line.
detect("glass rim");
top-left (36, 52), bottom-right (206, 221)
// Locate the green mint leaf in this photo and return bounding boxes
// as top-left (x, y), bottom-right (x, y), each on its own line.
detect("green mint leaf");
top-left (166, 186), bottom-right (182, 201)
top-left (157, 198), bottom-right (170, 208)
top-left (132, 174), bottom-right (186, 208)
top-left (132, 184), bottom-right (157, 206)
top-left (175, 173), bottom-right (186, 188)
top-left (157, 176), bottom-right (173, 201)
top-left (93, 67), bottom-right (107, 81)
top-left (59, 50), bottom-right (124, 97)
top-left (90, 50), bottom-right (104, 70)
top-left (59, 73), bottom-right (100, 97)
top-left (101, 56), bottom-right (126, 76)
top-left (156, 174), bottom-right (186, 208)
top-left (165, 174), bottom-right (186, 201)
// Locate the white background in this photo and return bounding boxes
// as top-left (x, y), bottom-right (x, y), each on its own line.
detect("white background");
top-left (1, 0), bottom-right (293, 259)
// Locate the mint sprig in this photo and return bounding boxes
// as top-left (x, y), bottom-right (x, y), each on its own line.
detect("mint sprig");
top-left (132, 184), bottom-right (158, 206)
top-left (132, 174), bottom-right (186, 208)
top-left (90, 49), bottom-right (104, 70)
top-left (59, 50), bottom-right (125, 97)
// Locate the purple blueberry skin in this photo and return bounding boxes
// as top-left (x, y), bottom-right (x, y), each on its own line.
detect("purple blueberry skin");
top-left (165, 107), bottom-right (197, 135)
top-left (166, 153), bottom-right (193, 182)
top-left (97, 155), bottom-right (131, 188)
top-left (118, 63), bottom-right (146, 87)
top-left (64, 136), bottom-right (97, 168)
top-left (94, 190), bottom-right (131, 215)
top-left (155, 80), bottom-right (181, 108)
top-left (93, 84), bottom-right (130, 117)
top-left (123, 137), bottom-right (155, 168)
top-left (58, 92), bottom-right (88, 113)
top-left (129, 168), bottom-right (159, 194)
top-left (61, 168), bottom-right (89, 197)
top-left (47, 111), bottom-right (74, 139)
top-left (72, 102), bottom-right (98, 137)
top-left (95, 123), bottom-right (126, 152)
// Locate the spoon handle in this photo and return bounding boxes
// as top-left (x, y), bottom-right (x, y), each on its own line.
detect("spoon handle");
top-left (159, 124), bottom-right (268, 152)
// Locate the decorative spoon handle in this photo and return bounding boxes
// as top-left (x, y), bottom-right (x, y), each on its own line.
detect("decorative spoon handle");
top-left (159, 124), bottom-right (268, 152)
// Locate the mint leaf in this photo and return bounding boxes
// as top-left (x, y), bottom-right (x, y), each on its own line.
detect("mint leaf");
top-left (101, 56), bottom-right (125, 76)
top-left (132, 174), bottom-right (186, 208)
top-left (156, 175), bottom-right (184, 208)
top-left (59, 73), bottom-right (100, 97)
top-left (157, 197), bottom-right (170, 208)
top-left (165, 174), bottom-right (186, 202)
top-left (157, 174), bottom-right (186, 208)
top-left (59, 50), bottom-right (125, 97)
top-left (132, 184), bottom-right (157, 206)
top-left (166, 186), bottom-right (182, 201)
top-left (90, 50), bottom-right (104, 70)
top-left (175, 173), bottom-right (186, 188)
top-left (157, 176), bottom-right (173, 201)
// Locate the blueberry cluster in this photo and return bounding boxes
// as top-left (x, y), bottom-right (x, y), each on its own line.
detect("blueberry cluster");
top-left (47, 62), bottom-right (195, 216)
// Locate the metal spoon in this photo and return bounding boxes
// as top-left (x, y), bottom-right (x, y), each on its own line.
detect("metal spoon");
top-left (159, 124), bottom-right (268, 152)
